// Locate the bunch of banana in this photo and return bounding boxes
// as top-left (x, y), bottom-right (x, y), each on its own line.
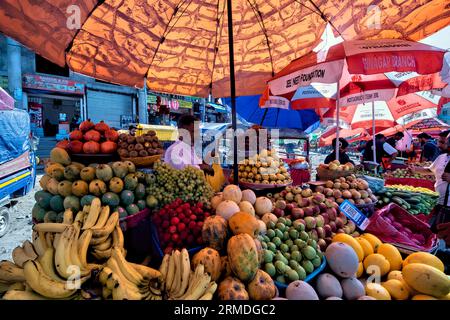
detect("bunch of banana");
top-left (386, 184), bottom-right (438, 196)
top-left (159, 249), bottom-right (217, 300)
top-left (96, 247), bottom-right (163, 300)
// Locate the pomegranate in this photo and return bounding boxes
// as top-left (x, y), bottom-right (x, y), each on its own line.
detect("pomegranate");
top-left (69, 129), bottom-right (83, 141)
top-left (100, 141), bottom-right (117, 154)
top-left (79, 119), bottom-right (95, 132)
top-left (104, 129), bottom-right (119, 142)
top-left (83, 141), bottom-right (100, 154)
top-left (68, 140), bottom-right (84, 154)
top-left (94, 120), bottom-right (110, 134)
top-left (84, 130), bottom-right (101, 142)
top-left (56, 139), bottom-right (69, 150)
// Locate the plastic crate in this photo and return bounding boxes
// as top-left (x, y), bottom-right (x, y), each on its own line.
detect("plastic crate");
top-left (274, 257), bottom-right (327, 296)
top-left (119, 208), bottom-right (153, 264)
top-left (150, 217), bottom-right (204, 264)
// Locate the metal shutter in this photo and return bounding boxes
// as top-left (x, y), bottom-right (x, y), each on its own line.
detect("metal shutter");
top-left (87, 90), bottom-right (133, 129)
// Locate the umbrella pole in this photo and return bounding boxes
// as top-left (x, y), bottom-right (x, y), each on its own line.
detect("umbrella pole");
top-left (335, 83), bottom-right (340, 161)
top-left (372, 100), bottom-right (377, 173)
top-left (227, 0), bottom-right (238, 185)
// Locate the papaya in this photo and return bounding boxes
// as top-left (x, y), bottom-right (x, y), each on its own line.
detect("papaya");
top-left (227, 233), bottom-right (259, 282)
top-left (49, 195), bottom-right (65, 212)
top-left (57, 180), bottom-right (73, 197)
top-left (111, 162), bottom-right (128, 179)
top-left (34, 191), bottom-right (53, 209)
top-left (72, 180), bottom-right (89, 197)
top-left (202, 215), bottom-right (228, 251)
top-left (124, 174), bottom-right (139, 191)
top-left (96, 164), bottom-right (113, 182)
top-left (80, 167), bottom-right (96, 182)
top-left (50, 147), bottom-right (71, 166)
top-left (332, 233), bottom-right (364, 262)
top-left (63, 196), bottom-right (81, 213)
top-left (46, 178), bottom-right (60, 195)
top-left (402, 263), bottom-right (450, 298)
top-left (228, 212), bottom-right (259, 237)
top-left (109, 177), bottom-right (124, 193)
top-left (89, 179), bottom-right (107, 197)
top-left (134, 183), bottom-right (146, 200)
top-left (377, 243), bottom-right (402, 271)
top-left (64, 164), bottom-right (81, 181)
top-left (192, 248), bottom-right (222, 281)
top-left (39, 174), bottom-right (52, 191)
top-left (218, 276), bottom-right (249, 300)
top-left (45, 163), bottom-right (65, 181)
top-left (402, 252), bottom-right (445, 273)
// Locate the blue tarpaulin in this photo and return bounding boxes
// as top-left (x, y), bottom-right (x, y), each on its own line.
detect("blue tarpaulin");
top-left (223, 95), bottom-right (320, 133)
top-left (0, 108), bottom-right (30, 165)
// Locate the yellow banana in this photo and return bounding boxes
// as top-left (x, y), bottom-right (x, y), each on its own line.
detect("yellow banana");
top-left (98, 266), bottom-right (113, 285)
top-left (0, 260), bottom-right (25, 282)
top-left (181, 270), bottom-right (210, 300)
top-left (78, 230), bottom-right (92, 268)
top-left (21, 241), bottom-right (38, 262)
top-left (91, 206), bottom-right (110, 229)
top-left (54, 226), bottom-right (75, 279)
top-left (3, 289), bottom-right (48, 300)
top-left (169, 250), bottom-right (182, 296)
top-left (178, 264), bottom-right (205, 300)
top-left (172, 248), bottom-right (191, 298)
top-left (91, 212), bottom-right (119, 238)
top-left (31, 231), bottom-right (47, 257)
top-left (69, 222), bottom-right (90, 277)
top-left (105, 276), bottom-right (118, 290)
top-left (102, 286), bottom-right (112, 299)
top-left (38, 247), bottom-right (66, 283)
top-left (92, 236), bottom-right (112, 251)
top-left (90, 233), bottom-right (110, 245)
top-left (92, 248), bottom-right (112, 260)
top-left (7, 282), bottom-right (26, 291)
top-left (165, 252), bottom-right (176, 293)
top-left (112, 283), bottom-right (147, 300)
top-left (23, 260), bottom-right (77, 299)
top-left (106, 259), bottom-right (147, 296)
top-left (110, 247), bottom-right (144, 286)
top-left (34, 223), bottom-right (71, 233)
top-left (63, 209), bottom-right (74, 224)
top-left (112, 225), bottom-right (124, 249)
top-left (74, 211), bottom-right (85, 224)
top-left (82, 198), bottom-right (102, 230)
top-left (159, 254), bottom-right (170, 288)
top-left (12, 246), bottom-right (31, 267)
top-left (0, 281), bottom-right (11, 293)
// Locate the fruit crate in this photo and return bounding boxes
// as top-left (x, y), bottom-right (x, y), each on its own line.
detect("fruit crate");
top-left (149, 218), bottom-right (204, 264)
top-left (274, 257), bottom-right (327, 296)
top-left (316, 167), bottom-right (353, 181)
top-left (119, 208), bottom-right (153, 264)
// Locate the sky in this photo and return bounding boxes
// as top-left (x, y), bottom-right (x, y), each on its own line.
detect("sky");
top-left (419, 25), bottom-right (450, 49)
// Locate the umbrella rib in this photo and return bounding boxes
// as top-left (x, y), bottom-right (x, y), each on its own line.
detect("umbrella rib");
top-left (246, 0), bottom-right (274, 76)
top-left (145, 0), bottom-right (193, 78)
top-left (305, 0), bottom-right (344, 39)
top-left (259, 108), bottom-right (269, 126)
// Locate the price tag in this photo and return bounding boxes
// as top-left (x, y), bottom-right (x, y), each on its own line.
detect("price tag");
top-left (339, 200), bottom-right (370, 231)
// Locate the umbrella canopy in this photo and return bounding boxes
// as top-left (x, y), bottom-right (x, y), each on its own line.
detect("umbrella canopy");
top-left (223, 95), bottom-right (320, 132)
top-left (319, 127), bottom-right (369, 147)
top-left (1, 1), bottom-right (449, 97)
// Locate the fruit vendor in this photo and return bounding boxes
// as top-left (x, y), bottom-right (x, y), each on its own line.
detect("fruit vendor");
top-left (417, 133), bottom-right (440, 162)
top-left (164, 115), bottom-right (214, 175)
top-left (362, 134), bottom-right (398, 168)
top-left (324, 138), bottom-right (354, 165)
top-left (411, 131), bottom-right (450, 246)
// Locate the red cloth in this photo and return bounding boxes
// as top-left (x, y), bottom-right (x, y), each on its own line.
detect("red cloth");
top-left (385, 177), bottom-right (435, 191)
top-left (290, 169), bottom-right (311, 186)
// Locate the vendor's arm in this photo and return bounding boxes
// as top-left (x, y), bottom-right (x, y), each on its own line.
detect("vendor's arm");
top-left (410, 155), bottom-right (440, 176)
top-left (382, 142), bottom-right (398, 161)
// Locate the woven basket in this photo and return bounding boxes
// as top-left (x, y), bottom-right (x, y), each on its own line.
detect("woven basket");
top-left (317, 166), bottom-right (353, 181)
top-left (120, 154), bottom-right (162, 167)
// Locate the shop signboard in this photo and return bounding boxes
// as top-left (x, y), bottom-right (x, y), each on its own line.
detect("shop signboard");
top-left (22, 74), bottom-right (85, 95)
top-left (28, 102), bottom-right (43, 128)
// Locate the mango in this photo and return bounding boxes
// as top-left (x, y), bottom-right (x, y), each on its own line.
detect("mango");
top-left (402, 252), bottom-right (444, 272)
top-left (364, 253), bottom-right (390, 277)
top-left (360, 233), bottom-right (382, 252)
top-left (365, 283), bottom-right (391, 300)
top-left (382, 279), bottom-right (409, 300)
top-left (403, 263), bottom-right (450, 298)
top-left (332, 233), bottom-right (364, 262)
top-left (377, 243), bottom-right (402, 271)
top-left (356, 237), bottom-right (374, 258)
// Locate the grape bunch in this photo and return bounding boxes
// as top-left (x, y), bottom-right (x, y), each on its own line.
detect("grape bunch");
top-left (145, 162), bottom-right (214, 209)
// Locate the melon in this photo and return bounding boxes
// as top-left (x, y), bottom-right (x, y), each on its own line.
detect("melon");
top-left (222, 185), bottom-right (242, 204)
top-left (191, 248), bottom-right (221, 281)
top-left (211, 194), bottom-right (223, 210)
top-left (218, 277), bottom-right (249, 300)
top-left (238, 201), bottom-right (255, 216)
top-left (241, 189), bottom-right (256, 205)
top-left (261, 213), bottom-right (278, 226)
top-left (254, 197), bottom-right (273, 217)
top-left (216, 200), bottom-right (240, 220)
top-left (247, 270), bottom-right (276, 300)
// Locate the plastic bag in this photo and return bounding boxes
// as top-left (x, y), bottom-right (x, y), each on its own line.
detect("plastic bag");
top-left (0, 108), bottom-right (30, 165)
top-left (358, 174), bottom-right (384, 193)
top-left (366, 203), bottom-right (437, 251)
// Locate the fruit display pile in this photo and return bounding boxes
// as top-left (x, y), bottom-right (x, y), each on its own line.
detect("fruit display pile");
top-left (317, 175), bottom-right (378, 206)
top-left (35, 147), bottom-right (152, 222)
top-left (117, 130), bottom-right (163, 159)
top-left (385, 168), bottom-right (435, 181)
top-left (58, 119), bottom-right (118, 154)
top-left (145, 162), bottom-right (214, 208)
top-left (238, 149), bottom-right (292, 185)
top-left (318, 160), bottom-right (354, 172)
top-left (375, 187), bottom-right (438, 215)
top-left (259, 216), bottom-right (324, 284)
top-left (153, 199), bottom-right (211, 254)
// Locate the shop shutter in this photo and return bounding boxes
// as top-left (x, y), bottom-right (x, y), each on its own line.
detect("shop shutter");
top-left (87, 90), bottom-right (133, 129)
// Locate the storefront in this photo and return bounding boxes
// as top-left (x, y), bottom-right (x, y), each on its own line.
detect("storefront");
top-left (147, 92), bottom-right (195, 125)
top-left (22, 74), bottom-right (85, 138)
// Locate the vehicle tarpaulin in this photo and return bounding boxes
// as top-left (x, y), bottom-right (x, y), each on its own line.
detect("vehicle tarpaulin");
top-left (0, 108), bottom-right (30, 165)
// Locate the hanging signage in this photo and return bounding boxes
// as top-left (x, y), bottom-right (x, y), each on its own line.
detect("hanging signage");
top-left (178, 100), bottom-right (192, 109)
top-left (22, 74), bottom-right (85, 95)
top-left (147, 94), bottom-right (157, 104)
top-left (0, 75), bottom-right (8, 89)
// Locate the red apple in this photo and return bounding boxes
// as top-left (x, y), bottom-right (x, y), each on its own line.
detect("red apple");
top-left (285, 203), bottom-right (295, 212)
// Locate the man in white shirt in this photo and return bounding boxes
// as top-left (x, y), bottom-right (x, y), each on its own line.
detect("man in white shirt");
top-left (164, 115), bottom-right (214, 174)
